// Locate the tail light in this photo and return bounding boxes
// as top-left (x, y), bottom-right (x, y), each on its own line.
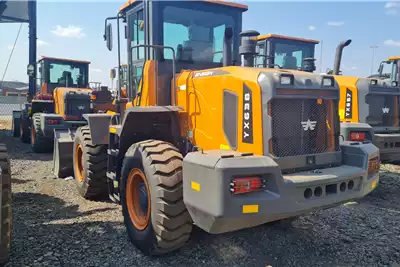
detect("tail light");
top-left (47, 119), bottom-right (60, 125)
top-left (230, 176), bottom-right (265, 194)
top-left (368, 156), bottom-right (380, 175)
top-left (91, 94), bottom-right (97, 100)
top-left (350, 131), bottom-right (366, 141)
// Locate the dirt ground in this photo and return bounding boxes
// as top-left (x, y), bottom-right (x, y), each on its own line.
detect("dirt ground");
top-left (2, 131), bottom-right (400, 267)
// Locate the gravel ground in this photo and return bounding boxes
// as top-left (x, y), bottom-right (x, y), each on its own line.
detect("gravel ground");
top-left (2, 132), bottom-right (400, 267)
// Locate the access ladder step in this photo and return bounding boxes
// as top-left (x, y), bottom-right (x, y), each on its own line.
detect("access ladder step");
top-left (107, 149), bottom-right (119, 157)
top-left (106, 171), bottom-right (117, 180)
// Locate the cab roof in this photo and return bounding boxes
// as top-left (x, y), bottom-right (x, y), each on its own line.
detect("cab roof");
top-left (254, 34), bottom-right (320, 44)
top-left (38, 56), bottom-right (91, 64)
top-left (388, 56), bottom-right (400, 61)
top-left (119, 0), bottom-right (248, 12)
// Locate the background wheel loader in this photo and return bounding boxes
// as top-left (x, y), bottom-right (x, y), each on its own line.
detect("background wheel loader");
top-left (369, 56), bottom-right (400, 86)
top-left (254, 33), bottom-right (400, 163)
top-left (11, 57), bottom-right (113, 174)
top-left (54, 0), bottom-right (380, 256)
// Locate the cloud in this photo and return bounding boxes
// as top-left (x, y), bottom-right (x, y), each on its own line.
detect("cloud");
top-left (91, 68), bottom-right (102, 73)
top-left (37, 40), bottom-right (49, 46)
top-left (385, 2), bottom-right (399, 9)
top-left (327, 21), bottom-right (345, 26)
top-left (51, 25), bottom-right (85, 38)
top-left (385, 2), bottom-right (400, 15)
top-left (384, 39), bottom-right (400, 46)
top-left (308, 25), bottom-right (316, 31)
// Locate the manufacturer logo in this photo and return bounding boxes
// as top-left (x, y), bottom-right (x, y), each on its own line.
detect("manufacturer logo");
top-left (345, 88), bottom-right (352, 119)
top-left (77, 105), bottom-right (85, 110)
top-left (301, 119), bottom-right (317, 131)
top-left (382, 107), bottom-right (390, 114)
top-left (242, 84), bottom-right (253, 143)
top-left (194, 71), bottom-right (214, 78)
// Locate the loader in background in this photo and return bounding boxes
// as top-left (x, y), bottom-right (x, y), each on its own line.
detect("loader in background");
top-left (255, 34), bottom-right (400, 163)
top-left (12, 56), bottom-right (113, 172)
top-left (54, 0), bottom-right (380, 256)
top-left (369, 56), bottom-right (400, 86)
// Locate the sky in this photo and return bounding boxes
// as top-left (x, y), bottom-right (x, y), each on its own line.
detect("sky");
top-left (1, 0), bottom-right (400, 88)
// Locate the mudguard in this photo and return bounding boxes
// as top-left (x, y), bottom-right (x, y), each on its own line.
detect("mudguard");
top-left (52, 128), bottom-right (76, 178)
top-left (82, 113), bottom-right (113, 145)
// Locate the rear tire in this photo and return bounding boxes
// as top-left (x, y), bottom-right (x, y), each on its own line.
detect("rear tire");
top-left (73, 126), bottom-right (108, 199)
top-left (120, 140), bottom-right (192, 256)
top-left (0, 145), bottom-right (11, 264)
top-left (31, 114), bottom-right (53, 153)
top-left (20, 116), bottom-right (30, 144)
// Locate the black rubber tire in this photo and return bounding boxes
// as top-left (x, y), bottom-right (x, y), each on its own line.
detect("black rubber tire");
top-left (120, 140), bottom-right (192, 256)
top-left (31, 114), bottom-right (53, 153)
top-left (12, 117), bottom-right (20, 137)
top-left (20, 116), bottom-right (30, 144)
top-left (73, 126), bottom-right (108, 199)
top-left (0, 145), bottom-right (11, 265)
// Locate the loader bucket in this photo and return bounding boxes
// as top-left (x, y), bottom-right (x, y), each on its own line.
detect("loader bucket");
top-left (53, 128), bottom-right (76, 178)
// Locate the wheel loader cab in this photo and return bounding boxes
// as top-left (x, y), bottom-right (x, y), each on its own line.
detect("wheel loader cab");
top-left (254, 34), bottom-right (319, 71)
top-left (121, 0), bottom-right (244, 105)
top-left (374, 56), bottom-right (400, 85)
top-left (37, 57), bottom-right (90, 95)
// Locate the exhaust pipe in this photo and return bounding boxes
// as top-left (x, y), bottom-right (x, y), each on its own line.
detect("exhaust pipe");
top-left (223, 27), bottom-right (233, 67)
top-left (333, 39), bottom-right (352, 75)
top-left (239, 30), bottom-right (260, 67)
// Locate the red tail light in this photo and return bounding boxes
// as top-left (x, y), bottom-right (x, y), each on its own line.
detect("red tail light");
top-left (230, 176), bottom-right (265, 194)
top-left (368, 156), bottom-right (380, 175)
top-left (350, 131), bottom-right (366, 141)
top-left (47, 119), bottom-right (60, 125)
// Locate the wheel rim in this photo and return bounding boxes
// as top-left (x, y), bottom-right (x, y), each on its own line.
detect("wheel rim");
top-left (126, 168), bottom-right (150, 230)
top-left (31, 124), bottom-right (35, 144)
top-left (74, 144), bottom-right (84, 183)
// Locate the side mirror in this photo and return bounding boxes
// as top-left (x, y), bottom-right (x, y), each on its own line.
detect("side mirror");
top-left (110, 68), bottom-right (116, 79)
top-left (105, 23), bottom-right (113, 51)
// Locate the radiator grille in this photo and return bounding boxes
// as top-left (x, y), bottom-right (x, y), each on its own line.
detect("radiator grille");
top-left (269, 98), bottom-right (340, 157)
top-left (365, 94), bottom-right (398, 127)
top-left (65, 96), bottom-right (91, 119)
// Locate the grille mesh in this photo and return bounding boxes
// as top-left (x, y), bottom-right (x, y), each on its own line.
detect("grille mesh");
top-left (366, 94), bottom-right (398, 127)
top-left (270, 98), bottom-right (340, 158)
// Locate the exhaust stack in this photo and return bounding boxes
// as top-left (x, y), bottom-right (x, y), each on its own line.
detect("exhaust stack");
top-left (239, 30), bottom-right (260, 67)
top-left (333, 39), bottom-right (352, 75)
top-left (223, 28), bottom-right (233, 67)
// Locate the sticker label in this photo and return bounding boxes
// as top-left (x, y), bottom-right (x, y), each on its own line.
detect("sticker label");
top-left (242, 84), bottom-right (253, 144)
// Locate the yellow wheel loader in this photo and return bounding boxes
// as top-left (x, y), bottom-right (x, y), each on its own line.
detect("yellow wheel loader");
top-left (54, 0), bottom-right (380, 256)
top-left (255, 33), bottom-right (400, 163)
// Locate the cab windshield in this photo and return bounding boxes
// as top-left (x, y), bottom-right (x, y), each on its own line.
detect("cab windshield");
top-left (48, 61), bottom-right (88, 87)
top-left (161, 4), bottom-right (235, 63)
top-left (274, 41), bottom-right (314, 70)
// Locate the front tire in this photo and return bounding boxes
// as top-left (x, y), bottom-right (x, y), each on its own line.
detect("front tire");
top-left (120, 140), bottom-right (192, 256)
top-left (31, 114), bottom-right (53, 153)
top-left (73, 126), bottom-right (108, 199)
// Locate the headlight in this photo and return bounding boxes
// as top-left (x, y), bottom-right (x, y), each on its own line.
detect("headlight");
top-left (280, 75), bottom-right (293, 85)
